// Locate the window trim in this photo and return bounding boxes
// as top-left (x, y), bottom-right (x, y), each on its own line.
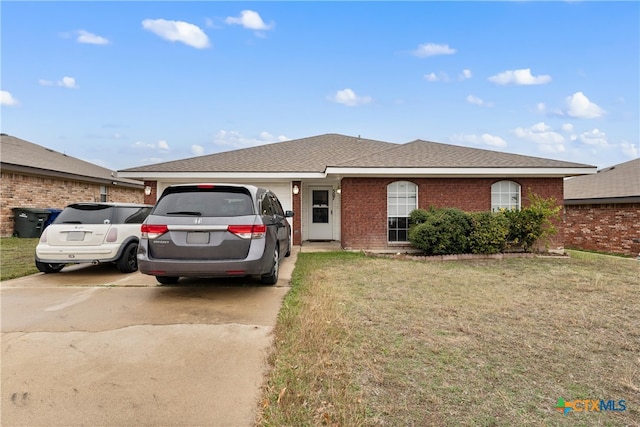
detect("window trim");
top-left (491, 180), bottom-right (521, 211)
top-left (387, 181), bottom-right (418, 243)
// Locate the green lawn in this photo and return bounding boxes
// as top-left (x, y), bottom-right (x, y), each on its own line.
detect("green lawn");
top-left (1, 237), bottom-right (39, 281)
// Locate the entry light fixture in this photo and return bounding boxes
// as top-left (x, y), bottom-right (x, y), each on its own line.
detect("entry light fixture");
top-left (144, 186), bottom-right (152, 196)
top-left (292, 185), bottom-right (300, 195)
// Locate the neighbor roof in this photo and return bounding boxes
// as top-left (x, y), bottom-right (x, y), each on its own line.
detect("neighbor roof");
top-left (0, 134), bottom-right (143, 187)
top-left (564, 158), bottom-right (640, 203)
top-left (118, 133), bottom-right (596, 179)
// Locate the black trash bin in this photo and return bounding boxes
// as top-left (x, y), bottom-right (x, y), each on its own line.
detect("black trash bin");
top-left (12, 208), bottom-right (51, 238)
top-left (44, 208), bottom-right (63, 229)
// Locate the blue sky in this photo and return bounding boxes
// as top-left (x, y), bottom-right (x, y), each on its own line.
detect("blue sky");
top-left (2, 1), bottom-right (638, 171)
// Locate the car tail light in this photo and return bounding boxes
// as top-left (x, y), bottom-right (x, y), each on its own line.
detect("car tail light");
top-left (197, 184), bottom-right (215, 189)
top-left (106, 227), bottom-right (118, 242)
top-left (227, 224), bottom-right (266, 239)
top-left (39, 228), bottom-right (48, 243)
top-left (141, 224), bottom-right (169, 239)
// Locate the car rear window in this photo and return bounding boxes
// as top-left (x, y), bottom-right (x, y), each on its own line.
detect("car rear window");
top-left (55, 204), bottom-right (115, 224)
top-left (114, 206), bottom-right (153, 224)
top-left (153, 189), bottom-right (254, 217)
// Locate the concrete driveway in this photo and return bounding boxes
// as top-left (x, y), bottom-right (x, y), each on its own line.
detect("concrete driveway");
top-left (1, 247), bottom-right (299, 426)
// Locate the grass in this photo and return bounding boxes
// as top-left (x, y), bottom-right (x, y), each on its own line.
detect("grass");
top-left (258, 251), bottom-right (640, 426)
top-left (0, 237), bottom-right (39, 281)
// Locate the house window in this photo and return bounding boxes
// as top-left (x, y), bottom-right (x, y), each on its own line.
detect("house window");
top-left (387, 181), bottom-right (417, 242)
top-left (100, 185), bottom-right (108, 202)
top-left (491, 180), bottom-right (520, 211)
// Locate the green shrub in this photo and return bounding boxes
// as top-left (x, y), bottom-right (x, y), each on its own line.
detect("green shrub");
top-left (408, 208), bottom-right (472, 255)
top-left (409, 208), bottom-right (432, 228)
top-left (502, 192), bottom-right (561, 252)
top-left (468, 212), bottom-right (510, 254)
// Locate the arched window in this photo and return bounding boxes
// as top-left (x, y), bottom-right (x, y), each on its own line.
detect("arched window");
top-left (491, 180), bottom-right (521, 211)
top-left (387, 181), bottom-right (418, 242)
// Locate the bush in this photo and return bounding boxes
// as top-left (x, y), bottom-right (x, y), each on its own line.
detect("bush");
top-left (408, 208), bottom-right (472, 255)
top-left (468, 212), bottom-right (510, 254)
top-left (502, 192), bottom-right (561, 252)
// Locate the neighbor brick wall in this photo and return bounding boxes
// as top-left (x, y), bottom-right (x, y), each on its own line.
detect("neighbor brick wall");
top-left (340, 177), bottom-right (564, 251)
top-left (564, 203), bottom-right (640, 257)
top-left (1, 171), bottom-right (144, 236)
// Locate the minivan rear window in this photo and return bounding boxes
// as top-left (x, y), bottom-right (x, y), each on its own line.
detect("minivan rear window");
top-left (153, 190), bottom-right (254, 217)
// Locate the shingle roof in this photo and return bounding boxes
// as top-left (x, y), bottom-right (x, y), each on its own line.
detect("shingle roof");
top-left (119, 134), bottom-right (396, 173)
top-left (564, 158), bottom-right (640, 201)
top-left (0, 134), bottom-right (143, 187)
top-left (334, 139), bottom-right (593, 168)
top-left (119, 133), bottom-right (594, 174)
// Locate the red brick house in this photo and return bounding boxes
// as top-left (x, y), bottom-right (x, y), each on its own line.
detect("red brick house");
top-left (0, 134), bottom-right (145, 237)
top-left (564, 158), bottom-right (640, 257)
top-left (118, 134), bottom-right (596, 251)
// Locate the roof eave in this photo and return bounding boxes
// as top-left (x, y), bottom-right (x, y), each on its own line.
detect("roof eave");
top-left (2, 163), bottom-right (144, 188)
top-left (564, 196), bottom-right (640, 205)
top-left (116, 171), bottom-right (328, 180)
top-left (325, 166), bottom-right (598, 178)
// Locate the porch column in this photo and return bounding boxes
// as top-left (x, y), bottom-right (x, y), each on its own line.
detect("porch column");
top-left (292, 181), bottom-right (302, 245)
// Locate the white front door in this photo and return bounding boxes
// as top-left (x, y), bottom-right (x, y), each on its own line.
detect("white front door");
top-left (308, 187), bottom-right (333, 240)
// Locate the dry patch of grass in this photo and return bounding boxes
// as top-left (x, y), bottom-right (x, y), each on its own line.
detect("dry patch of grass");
top-left (259, 251), bottom-right (639, 426)
top-left (0, 237), bottom-right (39, 281)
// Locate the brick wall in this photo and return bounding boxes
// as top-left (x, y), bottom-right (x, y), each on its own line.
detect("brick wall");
top-left (564, 203), bottom-right (640, 257)
top-left (341, 177), bottom-right (564, 250)
top-left (1, 171), bottom-right (144, 236)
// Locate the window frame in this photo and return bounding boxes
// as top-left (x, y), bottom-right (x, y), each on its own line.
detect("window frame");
top-left (387, 181), bottom-right (418, 243)
top-left (491, 180), bottom-right (521, 211)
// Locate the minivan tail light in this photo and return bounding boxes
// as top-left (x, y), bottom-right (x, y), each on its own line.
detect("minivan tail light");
top-left (227, 224), bottom-right (266, 239)
top-left (141, 224), bottom-right (169, 239)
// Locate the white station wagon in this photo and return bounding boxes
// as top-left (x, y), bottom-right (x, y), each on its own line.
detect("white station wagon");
top-left (35, 202), bottom-right (153, 273)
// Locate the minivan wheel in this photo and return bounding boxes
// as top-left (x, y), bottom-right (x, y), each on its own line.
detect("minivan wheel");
top-left (261, 246), bottom-right (279, 285)
top-left (156, 276), bottom-right (179, 285)
top-left (117, 242), bottom-right (138, 273)
top-left (35, 260), bottom-right (64, 274)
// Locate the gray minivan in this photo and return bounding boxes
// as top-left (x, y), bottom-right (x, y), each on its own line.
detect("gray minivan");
top-left (138, 184), bottom-right (294, 285)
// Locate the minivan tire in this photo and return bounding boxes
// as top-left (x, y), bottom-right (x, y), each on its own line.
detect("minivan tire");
top-left (35, 261), bottom-right (65, 274)
top-left (117, 242), bottom-right (139, 273)
top-left (261, 246), bottom-right (279, 285)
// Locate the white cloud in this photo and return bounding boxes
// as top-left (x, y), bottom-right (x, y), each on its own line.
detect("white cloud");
top-left (1, 90), bottom-right (19, 106)
top-left (561, 123), bottom-right (574, 133)
top-left (213, 130), bottom-right (288, 149)
top-left (76, 30), bottom-right (109, 45)
top-left (450, 133), bottom-right (507, 148)
top-left (466, 95), bottom-right (493, 107)
top-left (565, 92), bottom-right (605, 119)
top-left (132, 140), bottom-right (170, 152)
top-left (142, 19), bottom-right (210, 49)
top-left (191, 144), bottom-right (205, 156)
top-left (57, 76), bottom-right (78, 88)
top-left (512, 122), bottom-right (566, 153)
top-left (488, 68), bottom-right (552, 85)
top-left (578, 128), bottom-right (608, 147)
top-left (157, 140), bottom-right (170, 151)
top-left (424, 72), bottom-right (450, 82)
top-left (411, 43), bottom-right (456, 58)
top-left (459, 69), bottom-right (472, 80)
top-left (329, 88), bottom-right (373, 107)
top-left (620, 141), bottom-right (638, 158)
top-left (39, 79), bottom-right (54, 86)
top-left (225, 10), bottom-right (274, 31)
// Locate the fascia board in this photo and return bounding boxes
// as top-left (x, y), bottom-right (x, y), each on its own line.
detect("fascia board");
top-left (116, 171), bottom-right (327, 179)
top-left (325, 167), bottom-right (598, 178)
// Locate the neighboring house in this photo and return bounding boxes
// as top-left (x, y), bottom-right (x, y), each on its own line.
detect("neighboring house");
top-left (564, 158), bottom-right (640, 257)
top-left (0, 134), bottom-right (144, 237)
top-left (118, 133), bottom-right (596, 251)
